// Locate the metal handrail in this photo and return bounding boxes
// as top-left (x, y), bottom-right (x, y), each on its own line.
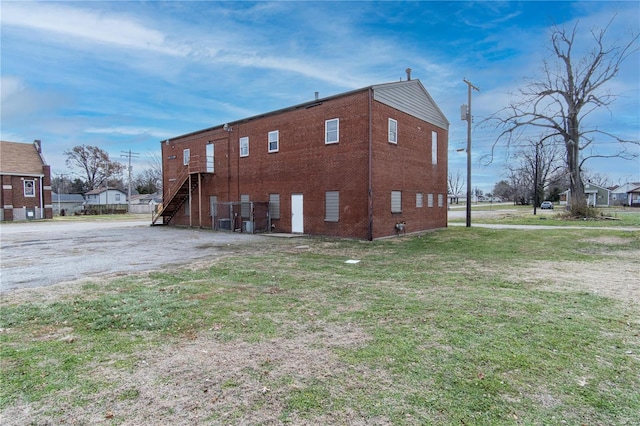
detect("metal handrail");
top-left (151, 155), bottom-right (211, 224)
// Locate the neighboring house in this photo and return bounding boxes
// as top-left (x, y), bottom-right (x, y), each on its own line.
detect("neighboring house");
top-left (155, 75), bottom-right (449, 240)
top-left (129, 192), bottom-right (162, 214)
top-left (627, 185), bottom-right (640, 207)
top-left (562, 182), bottom-right (611, 207)
top-left (611, 182), bottom-right (640, 206)
top-left (0, 140), bottom-right (53, 221)
top-left (51, 193), bottom-right (86, 215)
top-left (85, 187), bottom-right (128, 212)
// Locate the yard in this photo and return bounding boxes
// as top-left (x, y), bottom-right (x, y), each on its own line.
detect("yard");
top-left (1, 224), bottom-right (639, 425)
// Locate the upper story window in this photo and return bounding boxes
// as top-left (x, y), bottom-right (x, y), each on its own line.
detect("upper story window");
top-left (183, 148), bottom-right (190, 165)
top-left (388, 118), bottom-right (398, 144)
top-left (432, 131), bottom-right (438, 165)
top-left (24, 180), bottom-right (35, 197)
top-left (240, 137), bottom-right (249, 157)
top-left (268, 130), bottom-right (279, 153)
top-left (325, 118), bottom-right (339, 144)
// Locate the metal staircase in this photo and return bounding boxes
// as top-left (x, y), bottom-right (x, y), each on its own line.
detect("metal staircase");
top-left (151, 156), bottom-right (211, 226)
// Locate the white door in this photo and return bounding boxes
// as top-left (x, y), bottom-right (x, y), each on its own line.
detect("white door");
top-left (291, 194), bottom-right (304, 233)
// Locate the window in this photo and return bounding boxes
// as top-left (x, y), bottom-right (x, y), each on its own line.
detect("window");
top-left (24, 180), bottom-right (35, 197)
top-left (240, 137), bottom-right (249, 157)
top-left (438, 194), bottom-right (444, 207)
top-left (391, 191), bottom-right (402, 213)
top-left (388, 118), bottom-right (398, 144)
top-left (206, 143), bottom-right (214, 172)
top-left (268, 130), bottom-right (279, 153)
top-left (416, 193), bottom-right (423, 208)
top-left (269, 193), bottom-right (280, 219)
top-left (427, 193), bottom-right (434, 208)
top-left (183, 148), bottom-right (190, 165)
top-left (325, 118), bottom-right (339, 144)
top-left (325, 191), bottom-right (339, 222)
top-left (431, 131), bottom-right (438, 165)
top-left (240, 194), bottom-right (250, 218)
top-left (115, 194), bottom-right (121, 202)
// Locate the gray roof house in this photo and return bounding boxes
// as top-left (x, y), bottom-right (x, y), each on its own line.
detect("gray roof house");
top-left (52, 192), bottom-right (85, 215)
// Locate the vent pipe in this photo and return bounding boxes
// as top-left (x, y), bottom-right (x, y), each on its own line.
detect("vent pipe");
top-left (405, 68), bottom-right (412, 81)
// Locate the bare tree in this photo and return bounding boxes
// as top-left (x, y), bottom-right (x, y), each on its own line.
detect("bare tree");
top-left (488, 17), bottom-right (639, 215)
top-left (448, 170), bottom-right (465, 195)
top-left (64, 145), bottom-right (124, 190)
top-left (582, 170), bottom-right (612, 188)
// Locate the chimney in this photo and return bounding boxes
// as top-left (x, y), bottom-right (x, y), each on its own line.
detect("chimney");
top-left (314, 91), bottom-right (319, 100)
top-left (34, 139), bottom-right (42, 153)
top-left (405, 68), bottom-right (412, 81)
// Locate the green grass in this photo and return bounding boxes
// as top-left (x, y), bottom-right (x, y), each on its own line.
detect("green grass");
top-left (450, 204), bottom-right (640, 227)
top-left (1, 227), bottom-right (639, 424)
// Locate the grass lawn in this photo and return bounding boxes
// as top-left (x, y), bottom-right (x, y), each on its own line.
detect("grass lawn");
top-left (1, 227), bottom-right (639, 424)
top-left (449, 204), bottom-right (640, 227)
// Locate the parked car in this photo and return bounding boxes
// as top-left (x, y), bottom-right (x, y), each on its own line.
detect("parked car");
top-left (540, 201), bottom-right (554, 209)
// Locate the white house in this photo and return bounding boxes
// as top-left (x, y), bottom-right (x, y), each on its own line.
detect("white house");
top-left (611, 182), bottom-right (640, 206)
top-left (85, 188), bottom-right (127, 206)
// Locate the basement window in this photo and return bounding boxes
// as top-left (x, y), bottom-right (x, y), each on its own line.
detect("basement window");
top-left (325, 118), bottom-right (339, 144)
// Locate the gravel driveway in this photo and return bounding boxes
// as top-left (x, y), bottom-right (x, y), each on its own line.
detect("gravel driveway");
top-left (0, 219), bottom-right (267, 292)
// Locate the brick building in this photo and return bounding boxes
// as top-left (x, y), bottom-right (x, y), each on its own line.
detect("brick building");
top-left (0, 140), bottom-right (53, 221)
top-left (156, 77), bottom-right (449, 240)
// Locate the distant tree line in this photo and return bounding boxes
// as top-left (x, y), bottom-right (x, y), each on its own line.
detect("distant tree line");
top-left (54, 145), bottom-right (162, 195)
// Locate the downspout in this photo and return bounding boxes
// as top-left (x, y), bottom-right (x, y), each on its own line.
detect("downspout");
top-left (39, 176), bottom-right (44, 219)
top-left (367, 87), bottom-right (373, 241)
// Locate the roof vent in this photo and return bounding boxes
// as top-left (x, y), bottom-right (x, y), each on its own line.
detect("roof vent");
top-left (405, 68), bottom-right (412, 81)
top-left (315, 91), bottom-right (319, 100)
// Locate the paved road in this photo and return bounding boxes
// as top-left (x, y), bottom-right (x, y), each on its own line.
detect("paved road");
top-left (0, 219), bottom-right (265, 292)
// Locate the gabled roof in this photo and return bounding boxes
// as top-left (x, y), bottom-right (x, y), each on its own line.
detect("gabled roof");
top-left (85, 188), bottom-right (127, 195)
top-left (372, 79), bottom-right (449, 130)
top-left (164, 79), bottom-right (449, 142)
top-left (0, 140), bottom-right (47, 176)
top-left (52, 193), bottom-right (86, 203)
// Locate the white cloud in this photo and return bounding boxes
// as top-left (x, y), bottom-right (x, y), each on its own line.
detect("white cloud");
top-left (1, 1), bottom-right (187, 56)
top-left (84, 126), bottom-right (171, 139)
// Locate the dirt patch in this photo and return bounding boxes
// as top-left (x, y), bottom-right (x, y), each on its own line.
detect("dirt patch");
top-left (1, 323), bottom-right (385, 425)
top-left (510, 257), bottom-right (640, 308)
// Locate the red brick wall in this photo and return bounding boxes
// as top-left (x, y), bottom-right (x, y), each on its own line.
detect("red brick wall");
top-left (370, 102), bottom-right (448, 238)
top-left (162, 90), bottom-right (448, 239)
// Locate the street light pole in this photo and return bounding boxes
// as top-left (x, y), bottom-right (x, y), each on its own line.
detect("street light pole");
top-left (462, 79), bottom-right (479, 228)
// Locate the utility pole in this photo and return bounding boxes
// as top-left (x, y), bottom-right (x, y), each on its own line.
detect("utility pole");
top-left (56, 173), bottom-right (67, 216)
top-left (462, 78), bottom-right (480, 228)
top-left (121, 150), bottom-right (140, 211)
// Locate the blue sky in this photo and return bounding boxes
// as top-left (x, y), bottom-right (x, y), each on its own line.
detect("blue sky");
top-left (2, 1), bottom-right (639, 192)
